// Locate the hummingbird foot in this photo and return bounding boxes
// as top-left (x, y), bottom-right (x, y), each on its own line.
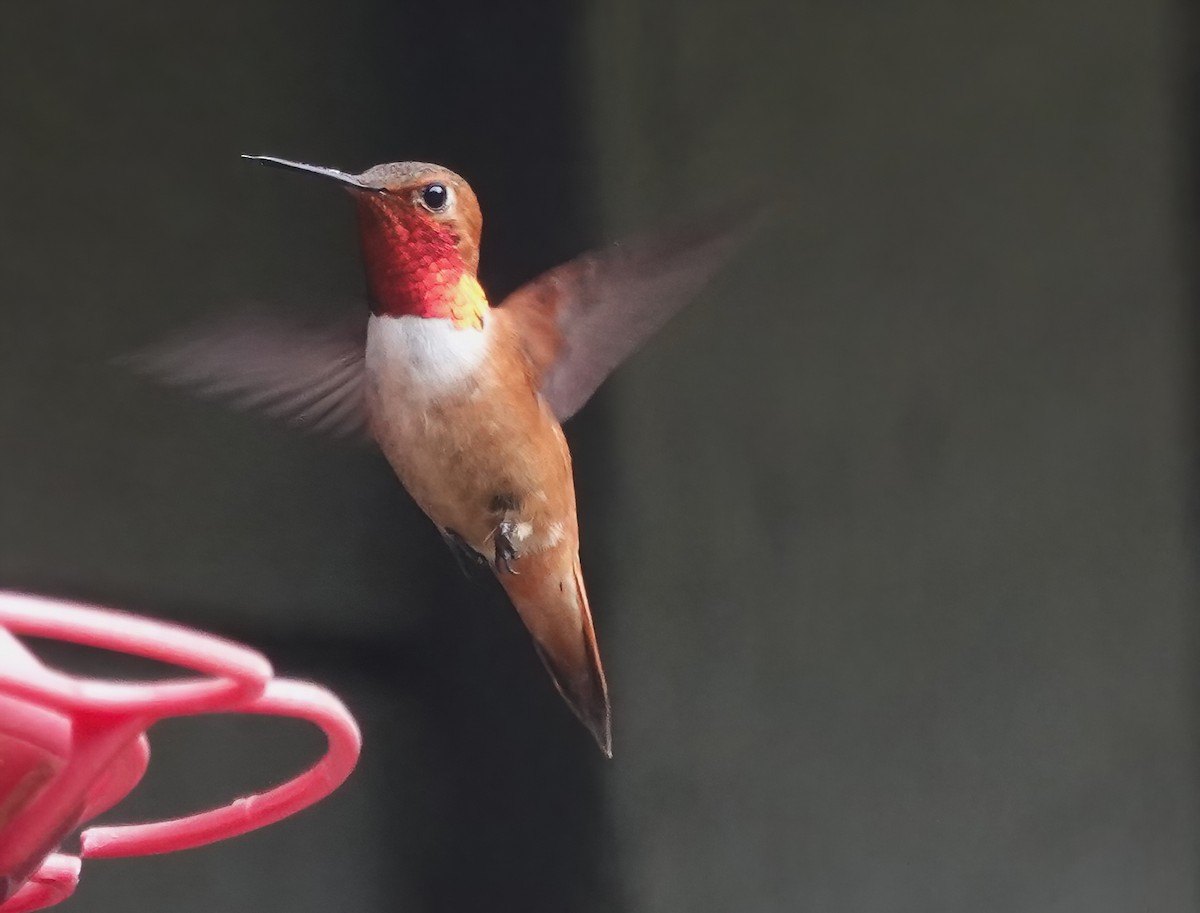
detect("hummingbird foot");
top-left (493, 519), bottom-right (521, 575)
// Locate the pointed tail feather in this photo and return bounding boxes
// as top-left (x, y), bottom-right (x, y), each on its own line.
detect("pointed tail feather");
top-left (499, 552), bottom-right (612, 756)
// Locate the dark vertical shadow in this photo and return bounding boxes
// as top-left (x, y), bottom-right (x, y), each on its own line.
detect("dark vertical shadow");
top-left (354, 1), bottom-right (621, 911)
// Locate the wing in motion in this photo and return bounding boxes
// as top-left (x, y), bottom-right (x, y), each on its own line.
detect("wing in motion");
top-left (132, 208), bottom-right (759, 432)
top-left (500, 207), bottom-right (762, 422)
top-left (128, 309), bottom-right (369, 438)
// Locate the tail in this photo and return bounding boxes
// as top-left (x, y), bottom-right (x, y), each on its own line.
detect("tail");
top-left (498, 551), bottom-right (612, 757)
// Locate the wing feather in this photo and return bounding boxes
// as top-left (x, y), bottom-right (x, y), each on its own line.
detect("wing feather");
top-left (499, 208), bottom-right (762, 422)
top-left (128, 308), bottom-right (369, 439)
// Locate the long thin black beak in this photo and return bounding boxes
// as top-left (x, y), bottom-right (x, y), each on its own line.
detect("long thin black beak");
top-left (241, 154), bottom-right (377, 190)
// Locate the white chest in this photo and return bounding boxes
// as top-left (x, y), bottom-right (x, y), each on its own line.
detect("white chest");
top-left (365, 314), bottom-right (490, 396)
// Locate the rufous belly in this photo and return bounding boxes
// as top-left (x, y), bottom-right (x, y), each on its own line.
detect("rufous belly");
top-left (364, 313), bottom-right (578, 561)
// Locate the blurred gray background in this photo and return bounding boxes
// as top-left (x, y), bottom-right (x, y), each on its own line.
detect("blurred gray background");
top-left (1, 0), bottom-right (1195, 910)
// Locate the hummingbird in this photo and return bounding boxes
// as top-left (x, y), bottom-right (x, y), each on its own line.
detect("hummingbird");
top-left (137, 155), bottom-right (754, 756)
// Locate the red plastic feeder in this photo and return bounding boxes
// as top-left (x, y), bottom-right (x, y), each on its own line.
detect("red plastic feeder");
top-left (0, 591), bottom-right (361, 912)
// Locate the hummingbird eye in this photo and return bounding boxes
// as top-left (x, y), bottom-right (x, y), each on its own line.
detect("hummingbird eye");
top-left (419, 182), bottom-right (451, 213)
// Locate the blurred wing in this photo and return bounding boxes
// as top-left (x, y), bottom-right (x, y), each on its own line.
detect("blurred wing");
top-left (499, 209), bottom-right (761, 422)
top-left (128, 309), bottom-right (369, 438)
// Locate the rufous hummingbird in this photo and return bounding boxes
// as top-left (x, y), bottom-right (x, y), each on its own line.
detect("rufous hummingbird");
top-left (138, 155), bottom-right (753, 756)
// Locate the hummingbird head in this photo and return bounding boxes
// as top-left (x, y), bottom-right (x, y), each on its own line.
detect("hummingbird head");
top-left (244, 155), bottom-right (487, 328)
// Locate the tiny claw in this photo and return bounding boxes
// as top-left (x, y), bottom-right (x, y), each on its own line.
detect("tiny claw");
top-left (494, 519), bottom-right (521, 575)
